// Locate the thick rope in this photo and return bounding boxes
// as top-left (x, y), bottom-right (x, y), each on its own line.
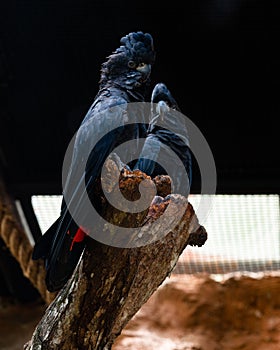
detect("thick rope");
top-left (0, 181), bottom-right (56, 304)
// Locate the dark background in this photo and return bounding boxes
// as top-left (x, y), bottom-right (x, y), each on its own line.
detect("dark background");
top-left (0, 0), bottom-right (279, 197)
top-left (0, 0), bottom-right (279, 300)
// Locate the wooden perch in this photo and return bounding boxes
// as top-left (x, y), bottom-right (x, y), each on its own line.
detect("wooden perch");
top-left (25, 155), bottom-right (207, 350)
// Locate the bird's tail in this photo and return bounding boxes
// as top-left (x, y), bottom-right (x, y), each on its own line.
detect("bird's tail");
top-left (32, 215), bottom-right (88, 292)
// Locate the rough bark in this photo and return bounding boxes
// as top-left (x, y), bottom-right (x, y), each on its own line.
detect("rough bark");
top-left (24, 159), bottom-right (207, 350)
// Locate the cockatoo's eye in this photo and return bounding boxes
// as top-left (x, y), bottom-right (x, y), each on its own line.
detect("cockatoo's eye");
top-left (128, 60), bottom-right (136, 68)
top-left (137, 62), bottom-right (146, 68)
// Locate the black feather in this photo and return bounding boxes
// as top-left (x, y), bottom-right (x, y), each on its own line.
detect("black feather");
top-left (100, 31), bottom-right (155, 92)
top-left (134, 83), bottom-right (192, 196)
top-left (32, 32), bottom-right (155, 292)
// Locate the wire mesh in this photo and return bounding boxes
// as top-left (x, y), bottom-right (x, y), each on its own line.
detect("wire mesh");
top-left (31, 194), bottom-right (280, 274)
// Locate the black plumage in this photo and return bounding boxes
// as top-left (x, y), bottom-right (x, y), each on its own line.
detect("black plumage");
top-left (134, 82), bottom-right (192, 197)
top-left (32, 31), bottom-right (156, 292)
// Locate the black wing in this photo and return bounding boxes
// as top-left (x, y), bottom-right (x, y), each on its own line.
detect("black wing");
top-left (134, 83), bottom-right (192, 196)
top-left (32, 95), bottom-right (133, 292)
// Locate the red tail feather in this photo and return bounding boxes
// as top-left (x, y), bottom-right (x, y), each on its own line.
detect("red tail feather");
top-left (67, 227), bottom-right (87, 251)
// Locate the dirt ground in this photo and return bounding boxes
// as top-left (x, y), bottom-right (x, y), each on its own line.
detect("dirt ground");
top-left (1, 272), bottom-right (280, 350)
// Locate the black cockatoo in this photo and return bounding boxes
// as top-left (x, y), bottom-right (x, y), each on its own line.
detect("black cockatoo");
top-left (32, 31), bottom-right (156, 292)
top-left (134, 82), bottom-right (192, 197)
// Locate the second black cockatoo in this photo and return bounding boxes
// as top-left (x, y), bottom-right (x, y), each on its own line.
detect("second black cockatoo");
top-left (134, 82), bottom-right (192, 196)
top-left (32, 31), bottom-right (156, 292)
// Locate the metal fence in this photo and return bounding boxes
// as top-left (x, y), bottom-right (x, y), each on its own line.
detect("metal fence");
top-left (31, 194), bottom-right (280, 275)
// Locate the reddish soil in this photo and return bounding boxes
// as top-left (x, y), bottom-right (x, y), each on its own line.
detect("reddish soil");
top-left (113, 273), bottom-right (280, 350)
top-left (1, 273), bottom-right (280, 350)
top-left (0, 297), bottom-right (45, 350)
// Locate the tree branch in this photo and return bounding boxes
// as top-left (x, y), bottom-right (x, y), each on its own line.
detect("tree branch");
top-left (25, 158), bottom-right (207, 350)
